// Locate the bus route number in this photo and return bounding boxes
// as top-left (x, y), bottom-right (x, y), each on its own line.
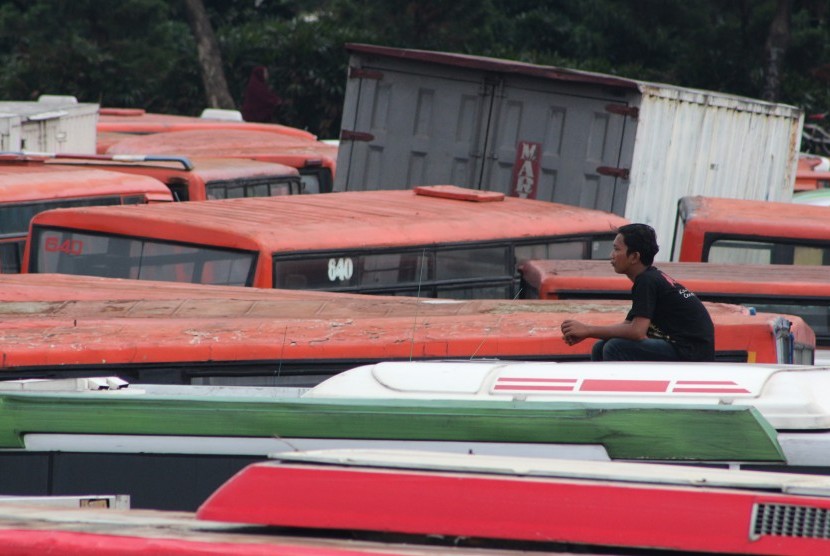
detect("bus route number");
top-left (44, 236), bottom-right (83, 256)
top-left (327, 257), bottom-right (354, 282)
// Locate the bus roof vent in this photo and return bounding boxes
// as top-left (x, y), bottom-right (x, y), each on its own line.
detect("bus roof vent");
top-left (414, 185), bottom-right (505, 202)
top-left (751, 503), bottom-right (830, 540)
top-left (200, 108), bottom-right (244, 121)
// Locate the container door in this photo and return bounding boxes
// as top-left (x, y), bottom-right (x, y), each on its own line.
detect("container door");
top-left (479, 75), bottom-right (636, 214)
top-left (336, 63), bottom-right (491, 191)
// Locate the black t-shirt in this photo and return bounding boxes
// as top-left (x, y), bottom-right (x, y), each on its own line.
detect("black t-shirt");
top-left (626, 266), bottom-right (715, 361)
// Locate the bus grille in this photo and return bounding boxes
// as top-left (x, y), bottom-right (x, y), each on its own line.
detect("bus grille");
top-left (752, 503), bottom-right (830, 540)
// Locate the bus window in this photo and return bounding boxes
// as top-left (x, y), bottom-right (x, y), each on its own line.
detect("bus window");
top-left (0, 241), bottom-right (23, 274)
top-left (206, 177), bottom-right (302, 200)
top-left (435, 245), bottom-right (510, 281)
top-left (515, 237), bottom-right (614, 264)
top-left (167, 179), bottom-right (190, 202)
top-left (32, 227), bottom-right (257, 286)
top-left (707, 238), bottom-right (830, 265)
top-left (707, 239), bottom-right (776, 264)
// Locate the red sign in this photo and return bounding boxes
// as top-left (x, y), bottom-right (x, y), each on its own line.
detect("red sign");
top-left (511, 141), bottom-right (542, 199)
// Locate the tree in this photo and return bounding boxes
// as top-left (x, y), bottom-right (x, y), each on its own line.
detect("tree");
top-left (181, 0), bottom-right (235, 109)
top-left (763, 0), bottom-right (794, 101)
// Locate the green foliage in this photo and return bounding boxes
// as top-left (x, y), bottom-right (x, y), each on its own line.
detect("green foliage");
top-left (0, 0), bottom-right (828, 137)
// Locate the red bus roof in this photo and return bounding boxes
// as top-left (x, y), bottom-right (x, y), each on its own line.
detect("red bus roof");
top-left (42, 155), bottom-right (300, 182)
top-left (679, 196), bottom-right (830, 240)
top-left (97, 107), bottom-right (317, 141)
top-left (106, 129), bottom-right (338, 172)
top-left (521, 259), bottom-right (830, 298)
top-left (28, 186), bottom-right (629, 252)
top-left (795, 154), bottom-right (830, 192)
top-left (0, 164), bottom-right (173, 203)
top-left (0, 275), bottom-right (812, 372)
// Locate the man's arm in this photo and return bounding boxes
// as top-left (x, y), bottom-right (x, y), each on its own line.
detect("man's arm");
top-left (561, 316), bottom-right (651, 346)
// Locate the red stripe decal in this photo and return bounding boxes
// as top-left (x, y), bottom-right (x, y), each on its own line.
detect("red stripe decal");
top-left (672, 388), bottom-right (751, 394)
top-left (496, 378), bottom-right (578, 383)
top-left (493, 385), bottom-right (575, 391)
top-left (675, 381), bottom-right (740, 385)
top-left (580, 380), bottom-right (670, 393)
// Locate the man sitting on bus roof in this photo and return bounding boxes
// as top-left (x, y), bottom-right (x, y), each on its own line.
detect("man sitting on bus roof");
top-left (561, 223), bottom-right (715, 362)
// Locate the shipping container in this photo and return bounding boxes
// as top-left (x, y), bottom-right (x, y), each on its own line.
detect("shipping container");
top-left (0, 95), bottom-right (97, 154)
top-left (335, 44), bottom-right (803, 260)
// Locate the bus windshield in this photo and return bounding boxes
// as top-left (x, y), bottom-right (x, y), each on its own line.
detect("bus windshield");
top-left (32, 227), bottom-right (257, 286)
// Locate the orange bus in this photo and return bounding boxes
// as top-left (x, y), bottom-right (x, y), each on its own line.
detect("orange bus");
top-left (107, 128), bottom-right (337, 194)
top-left (0, 274), bottom-right (812, 384)
top-left (0, 160), bottom-right (173, 274)
top-left (794, 153), bottom-right (830, 192)
top-left (24, 185), bottom-right (628, 299)
top-left (97, 107), bottom-right (316, 140)
top-left (671, 195), bottom-right (830, 265)
top-left (520, 259), bottom-right (830, 358)
top-left (20, 152), bottom-right (302, 201)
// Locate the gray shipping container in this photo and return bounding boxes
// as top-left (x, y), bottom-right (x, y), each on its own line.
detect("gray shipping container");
top-left (335, 44), bottom-right (803, 261)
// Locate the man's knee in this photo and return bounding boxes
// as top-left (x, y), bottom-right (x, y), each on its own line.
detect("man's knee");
top-left (591, 340), bottom-right (606, 361)
top-left (602, 338), bottom-right (629, 361)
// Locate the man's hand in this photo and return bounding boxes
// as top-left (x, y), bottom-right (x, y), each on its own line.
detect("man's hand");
top-left (561, 319), bottom-right (588, 346)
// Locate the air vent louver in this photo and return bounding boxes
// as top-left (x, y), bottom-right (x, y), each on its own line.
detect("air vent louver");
top-left (752, 503), bottom-right (830, 540)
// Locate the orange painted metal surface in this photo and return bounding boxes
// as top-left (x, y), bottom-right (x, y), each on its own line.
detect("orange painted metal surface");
top-left (39, 156), bottom-right (300, 201)
top-left (0, 163), bottom-right (173, 204)
top-left (28, 188), bottom-right (628, 251)
top-left (521, 259), bottom-right (830, 298)
top-left (794, 153), bottom-right (830, 192)
top-left (106, 129), bottom-right (337, 178)
top-left (0, 275), bottom-right (811, 370)
top-left (25, 187), bottom-right (629, 288)
top-left (677, 195), bottom-right (830, 262)
top-left (97, 107), bottom-right (316, 140)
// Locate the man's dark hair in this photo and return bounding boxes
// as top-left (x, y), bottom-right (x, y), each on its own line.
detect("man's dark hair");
top-left (617, 223), bottom-right (659, 265)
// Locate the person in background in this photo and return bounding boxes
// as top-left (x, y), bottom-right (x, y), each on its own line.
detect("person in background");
top-left (560, 223), bottom-right (715, 362)
top-left (241, 65), bottom-right (283, 123)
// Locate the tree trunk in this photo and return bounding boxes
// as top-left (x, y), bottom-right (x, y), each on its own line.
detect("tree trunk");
top-left (761, 0), bottom-right (793, 102)
top-left (181, 0), bottom-right (235, 109)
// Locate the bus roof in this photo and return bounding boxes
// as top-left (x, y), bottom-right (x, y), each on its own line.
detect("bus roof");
top-left (0, 275), bottom-right (813, 376)
top-left (28, 186), bottom-right (629, 252)
top-left (41, 155), bottom-right (301, 181)
top-left (678, 195), bottom-right (830, 240)
top-left (521, 259), bottom-right (830, 297)
top-left (97, 107), bottom-right (317, 141)
top-left (106, 128), bottom-right (337, 159)
top-left (0, 164), bottom-right (173, 203)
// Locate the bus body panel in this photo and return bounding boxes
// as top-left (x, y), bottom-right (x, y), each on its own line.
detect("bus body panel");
top-left (24, 187), bottom-right (628, 295)
top-left (520, 259), bottom-right (830, 351)
top-left (42, 156), bottom-right (302, 201)
top-left (674, 195), bottom-right (830, 263)
top-left (0, 164), bottom-right (173, 273)
top-left (0, 275), bottom-right (813, 383)
top-left (97, 107), bottom-right (316, 140)
top-left (107, 129), bottom-right (337, 193)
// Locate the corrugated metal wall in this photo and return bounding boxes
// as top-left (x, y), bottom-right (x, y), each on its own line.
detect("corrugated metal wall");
top-left (0, 115), bottom-right (21, 152)
top-left (0, 100), bottom-right (98, 154)
top-left (625, 85), bottom-right (803, 261)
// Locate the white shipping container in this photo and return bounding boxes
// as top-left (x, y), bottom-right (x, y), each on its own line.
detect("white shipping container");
top-left (0, 96), bottom-right (98, 154)
top-left (336, 44), bottom-right (803, 260)
top-left (0, 113), bottom-right (21, 152)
